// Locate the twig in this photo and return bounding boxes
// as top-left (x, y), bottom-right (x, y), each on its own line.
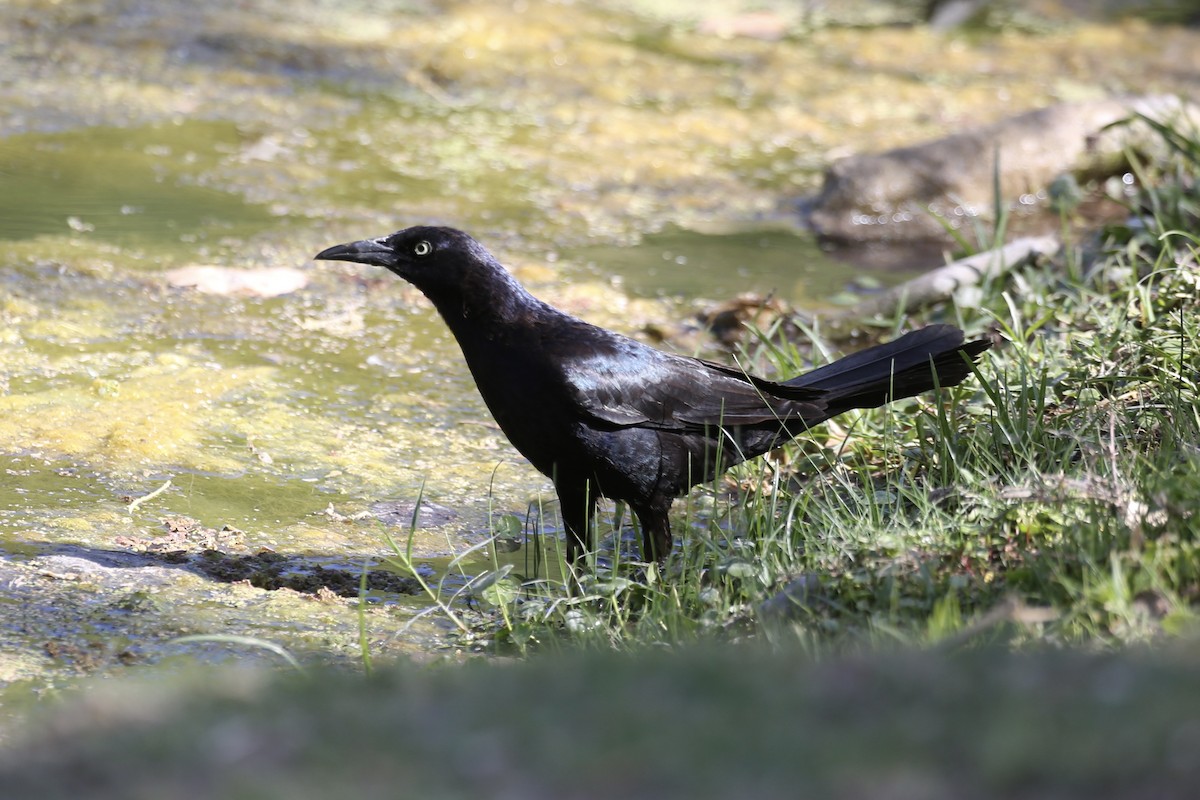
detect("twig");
top-left (841, 235), bottom-right (1060, 321)
top-left (936, 596), bottom-right (1059, 649)
top-left (127, 478), bottom-right (172, 515)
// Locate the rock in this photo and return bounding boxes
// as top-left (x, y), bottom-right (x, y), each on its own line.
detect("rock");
top-left (165, 265), bottom-right (309, 297)
top-left (926, 0), bottom-right (993, 30)
top-left (697, 11), bottom-right (789, 41)
top-left (757, 573), bottom-right (826, 621)
top-left (368, 500), bottom-right (458, 528)
top-left (806, 95), bottom-right (1198, 242)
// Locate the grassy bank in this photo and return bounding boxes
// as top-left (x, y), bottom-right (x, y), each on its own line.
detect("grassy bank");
top-left (397, 112), bottom-right (1200, 655)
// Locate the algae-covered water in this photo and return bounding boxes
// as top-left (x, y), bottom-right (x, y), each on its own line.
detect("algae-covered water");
top-left (1, 0), bottom-right (1198, 687)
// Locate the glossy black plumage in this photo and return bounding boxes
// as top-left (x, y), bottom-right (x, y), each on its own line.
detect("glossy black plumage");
top-left (316, 226), bottom-right (991, 565)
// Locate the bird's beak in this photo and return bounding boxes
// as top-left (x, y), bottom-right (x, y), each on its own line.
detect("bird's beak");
top-left (314, 237), bottom-right (395, 268)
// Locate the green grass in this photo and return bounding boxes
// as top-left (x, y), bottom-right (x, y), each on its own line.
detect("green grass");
top-left (384, 112), bottom-right (1200, 656)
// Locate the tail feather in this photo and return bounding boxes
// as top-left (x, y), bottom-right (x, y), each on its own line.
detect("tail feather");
top-left (787, 324), bottom-right (991, 415)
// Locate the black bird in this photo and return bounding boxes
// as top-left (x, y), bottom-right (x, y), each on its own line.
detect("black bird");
top-left (316, 227), bottom-right (991, 565)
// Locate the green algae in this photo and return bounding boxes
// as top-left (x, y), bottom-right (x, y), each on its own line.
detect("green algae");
top-left (0, 359), bottom-right (271, 471)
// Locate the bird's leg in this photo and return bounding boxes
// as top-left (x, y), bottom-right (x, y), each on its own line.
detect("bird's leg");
top-left (633, 498), bottom-right (673, 564)
top-left (555, 481), bottom-right (597, 568)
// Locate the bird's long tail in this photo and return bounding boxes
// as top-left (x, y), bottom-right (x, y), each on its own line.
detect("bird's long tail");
top-left (786, 324), bottom-right (992, 418)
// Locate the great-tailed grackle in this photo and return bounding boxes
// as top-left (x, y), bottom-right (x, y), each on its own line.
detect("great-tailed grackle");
top-left (317, 226), bottom-right (991, 565)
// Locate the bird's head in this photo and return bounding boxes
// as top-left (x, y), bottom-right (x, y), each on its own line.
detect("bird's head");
top-left (315, 226), bottom-right (492, 287)
top-left (316, 226), bottom-right (539, 326)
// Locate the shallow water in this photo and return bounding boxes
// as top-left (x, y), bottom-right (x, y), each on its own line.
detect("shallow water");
top-left (0, 122), bottom-right (278, 250)
top-left (566, 223), bottom-right (871, 303)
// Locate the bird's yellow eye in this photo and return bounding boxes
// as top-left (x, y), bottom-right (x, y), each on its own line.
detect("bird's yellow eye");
top-left (413, 240), bottom-right (433, 257)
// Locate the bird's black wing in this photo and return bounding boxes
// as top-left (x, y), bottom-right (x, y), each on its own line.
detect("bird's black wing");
top-left (554, 332), bottom-right (826, 432)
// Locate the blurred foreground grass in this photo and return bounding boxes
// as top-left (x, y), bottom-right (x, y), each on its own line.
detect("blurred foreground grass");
top-left (2, 642), bottom-right (1198, 799)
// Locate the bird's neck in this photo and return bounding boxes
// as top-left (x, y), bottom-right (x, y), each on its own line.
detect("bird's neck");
top-left (424, 263), bottom-right (554, 344)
